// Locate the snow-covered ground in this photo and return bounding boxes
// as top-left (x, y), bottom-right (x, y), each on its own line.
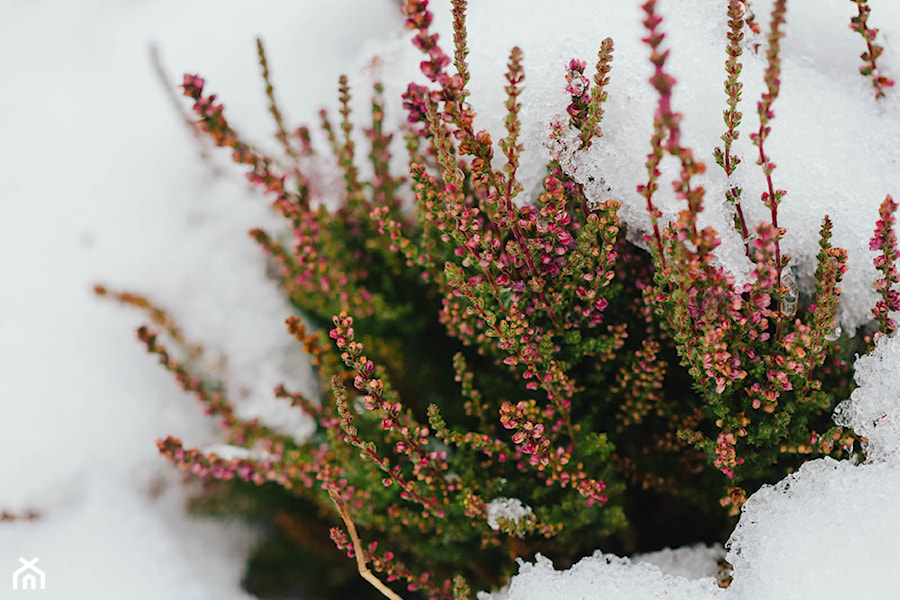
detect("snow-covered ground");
top-left (3, 0), bottom-right (900, 598)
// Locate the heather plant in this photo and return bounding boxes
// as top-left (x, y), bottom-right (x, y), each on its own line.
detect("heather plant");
top-left (100, 1), bottom-right (896, 598)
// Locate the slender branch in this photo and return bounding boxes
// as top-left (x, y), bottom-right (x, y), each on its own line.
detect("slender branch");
top-left (850, 0), bottom-right (895, 99)
top-left (450, 0), bottom-right (470, 98)
top-left (149, 43), bottom-right (218, 174)
top-left (328, 488), bottom-right (405, 600)
top-left (256, 38), bottom-right (301, 174)
top-left (749, 0), bottom-right (788, 316)
top-left (715, 0), bottom-right (750, 253)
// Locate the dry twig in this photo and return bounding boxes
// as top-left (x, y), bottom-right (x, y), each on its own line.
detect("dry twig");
top-left (327, 488), bottom-right (405, 600)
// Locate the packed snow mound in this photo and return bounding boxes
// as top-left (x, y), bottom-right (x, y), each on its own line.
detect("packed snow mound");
top-left (725, 457), bottom-right (900, 599)
top-left (368, 0), bottom-right (900, 332)
top-left (479, 552), bottom-right (724, 600)
top-left (0, 473), bottom-right (257, 600)
top-left (1, 1), bottom-right (400, 598)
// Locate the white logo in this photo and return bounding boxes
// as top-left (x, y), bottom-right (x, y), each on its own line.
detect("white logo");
top-left (12, 557), bottom-right (45, 591)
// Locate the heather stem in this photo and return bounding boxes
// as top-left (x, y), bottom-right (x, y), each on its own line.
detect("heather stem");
top-left (750, 0), bottom-right (788, 316)
top-left (451, 0), bottom-right (470, 99)
top-left (257, 38), bottom-right (301, 176)
top-left (638, 0), bottom-right (673, 269)
top-left (850, 0), bottom-right (895, 99)
top-left (328, 488), bottom-right (406, 600)
top-left (338, 75), bottom-right (364, 201)
top-left (715, 0), bottom-right (750, 251)
top-left (581, 38), bottom-right (614, 149)
top-left (149, 44), bottom-right (217, 174)
top-left (719, 0), bottom-right (744, 177)
top-left (500, 47), bottom-right (525, 201)
top-left (870, 195), bottom-right (900, 340)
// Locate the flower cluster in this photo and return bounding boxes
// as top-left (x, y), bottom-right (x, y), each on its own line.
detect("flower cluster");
top-left (712, 432), bottom-right (744, 480)
top-left (560, 39), bottom-right (613, 150)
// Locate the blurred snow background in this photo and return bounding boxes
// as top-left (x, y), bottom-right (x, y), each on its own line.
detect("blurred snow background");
top-left (2, 0), bottom-right (900, 599)
top-left (0, 1), bottom-right (400, 598)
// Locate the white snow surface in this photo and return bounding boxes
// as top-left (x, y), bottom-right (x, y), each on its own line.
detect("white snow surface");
top-left (503, 553), bottom-right (725, 600)
top-left (4, 0), bottom-right (900, 599)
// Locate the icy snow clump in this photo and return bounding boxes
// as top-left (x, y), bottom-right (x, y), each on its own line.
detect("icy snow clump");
top-left (833, 332), bottom-right (900, 462)
top-left (486, 497), bottom-right (534, 531)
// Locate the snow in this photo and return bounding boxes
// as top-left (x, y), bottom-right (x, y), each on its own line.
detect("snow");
top-left (725, 458), bottom-right (900, 599)
top-left (486, 497), bottom-right (534, 531)
top-left (4, 0), bottom-right (900, 598)
top-left (834, 333), bottom-right (900, 462)
top-left (490, 553), bottom-right (724, 600)
top-left (478, 544), bottom-right (726, 600)
top-left (202, 445), bottom-right (274, 462)
top-left (2, 475), bottom-right (257, 600)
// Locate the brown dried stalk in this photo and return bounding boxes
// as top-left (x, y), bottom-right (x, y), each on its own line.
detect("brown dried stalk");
top-left (0, 509), bottom-right (42, 522)
top-left (327, 488), bottom-right (405, 600)
top-left (93, 285), bottom-right (203, 361)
